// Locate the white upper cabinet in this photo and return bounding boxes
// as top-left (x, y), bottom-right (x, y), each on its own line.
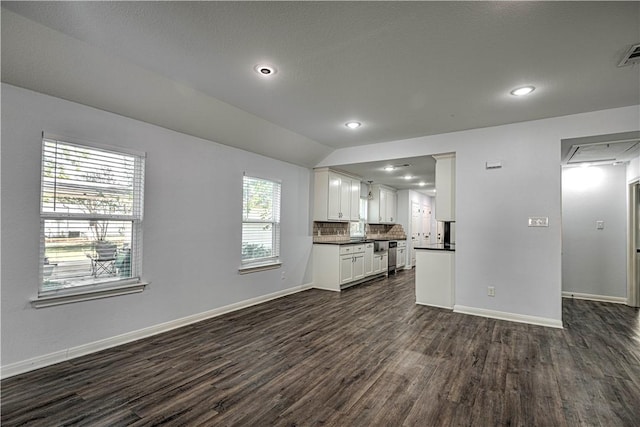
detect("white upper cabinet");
top-left (433, 153), bottom-right (456, 221)
top-left (368, 184), bottom-right (397, 223)
top-left (314, 168), bottom-right (361, 222)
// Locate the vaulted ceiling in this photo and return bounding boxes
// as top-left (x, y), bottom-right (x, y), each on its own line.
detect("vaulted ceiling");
top-left (2, 2), bottom-right (639, 169)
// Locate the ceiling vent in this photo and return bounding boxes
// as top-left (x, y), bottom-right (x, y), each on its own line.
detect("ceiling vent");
top-left (618, 43), bottom-right (640, 67)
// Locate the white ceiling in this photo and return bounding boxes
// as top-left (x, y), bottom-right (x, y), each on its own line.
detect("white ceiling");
top-left (2, 2), bottom-right (639, 175)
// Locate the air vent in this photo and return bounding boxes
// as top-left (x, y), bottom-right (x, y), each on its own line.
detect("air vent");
top-left (618, 43), bottom-right (640, 67)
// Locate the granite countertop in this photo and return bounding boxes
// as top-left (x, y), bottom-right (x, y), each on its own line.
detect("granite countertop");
top-left (414, 243), bottom-right (456, 252)
top-left (313, 237), bottom-right (408, 245)
top-left (313, 239), bottom-right (374, 245)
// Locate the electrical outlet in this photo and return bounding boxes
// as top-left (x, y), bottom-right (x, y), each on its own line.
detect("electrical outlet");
top-left (281, 271), bottom-right (286, 281)
top-left (488, 286), bottom-right (495, 297)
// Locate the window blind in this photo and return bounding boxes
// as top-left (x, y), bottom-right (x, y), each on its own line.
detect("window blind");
top-left (39, 137), bottom-right (145, 293)
top-left (242, 175), bottom-right (281, 265)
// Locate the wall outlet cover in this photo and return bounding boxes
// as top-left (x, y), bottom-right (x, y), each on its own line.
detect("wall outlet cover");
top-left (528, 217), bottom-right (549, 227)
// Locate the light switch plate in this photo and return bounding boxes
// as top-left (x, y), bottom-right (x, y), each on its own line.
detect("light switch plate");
top-left (528, 217), bottom-right (549, 227)
top-left (596, 220), bottom-right (605, 230)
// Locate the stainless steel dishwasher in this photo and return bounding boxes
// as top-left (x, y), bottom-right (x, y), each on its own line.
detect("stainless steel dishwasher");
top-left (388, 241), bottom-right (397, 275)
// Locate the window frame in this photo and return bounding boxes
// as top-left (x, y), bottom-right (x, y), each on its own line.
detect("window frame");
top-left (33, 133), bottom-right (147, 307)
top-left (239, 173), bottom-right (282, 274)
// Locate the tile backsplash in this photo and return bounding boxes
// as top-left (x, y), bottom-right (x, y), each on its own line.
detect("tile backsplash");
top-left (313, 222), bottom-right (350, 242)
top-left (313, 222), bottom-right (407, 242)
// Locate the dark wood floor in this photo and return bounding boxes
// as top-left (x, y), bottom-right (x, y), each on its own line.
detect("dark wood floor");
top-left (3, 269), bottom-right (640, 426)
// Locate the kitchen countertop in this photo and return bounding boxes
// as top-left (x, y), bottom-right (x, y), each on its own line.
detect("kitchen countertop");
top-left (313, 237), bottom-right (407, 245)
top-left (414, 243), bottom-right (456, 252)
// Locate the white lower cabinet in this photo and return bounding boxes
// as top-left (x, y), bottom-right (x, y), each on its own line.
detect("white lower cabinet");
top-left (373, 252), bottom-right (388, 275)
top-left (339, 254), bottom-right (354, 285)
top-left (313, 243), bottom-right (386, 291)
top-left (364, 243), bottom-right (374, 276)
top-left (397, 240), bottom-right (407, 269)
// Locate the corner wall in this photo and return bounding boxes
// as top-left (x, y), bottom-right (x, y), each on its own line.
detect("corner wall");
top-left (1, 84), bottom-right (314, 370)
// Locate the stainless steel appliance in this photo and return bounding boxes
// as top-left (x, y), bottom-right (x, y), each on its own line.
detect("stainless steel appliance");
top-left (388, 241), bottom-right (397, 275)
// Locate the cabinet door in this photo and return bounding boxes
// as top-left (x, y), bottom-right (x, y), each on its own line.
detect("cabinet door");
top-left (379, 189), bottom-right (387, 223)
top-left (353, 254), bottom-right (365, 281)
top-left (349, 179), bottom-right (361, 221)
top-left (339, 255), bottom-right (354, 285)
top-left (364, 243), bottom-right (374, 276)
top-left (385, 190), bottom-right (396, 223)
top-left (327, 172), bottom-right (343, 220)
top-left (381, 253), bottom-right (388, 271)
top-left (339, 177), bottom-right (351, 220)
top-left (434, 154), bottom-right (455, 221)
top-left (397, 248), bottom-right (405, 268)
top-left (373, 254), bottom-right (381, 274)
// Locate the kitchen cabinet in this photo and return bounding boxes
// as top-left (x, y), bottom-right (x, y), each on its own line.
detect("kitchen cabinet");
top-left (314, 243), bottom-right (375, 291)
top-left (368, 184), bottom-right (397, 224)
top-left (397, 240), bottom-right (407, 269)
top-left (364, 242), bottom-right (374, 276)
top-left (314, 168), bottom-right (361, 222)
top-left (433, 153), bottom-right (455, 221)
top-left (373, 252), bottom-right (388, 275)
top-left (339, 245), bottom-right (365, 285)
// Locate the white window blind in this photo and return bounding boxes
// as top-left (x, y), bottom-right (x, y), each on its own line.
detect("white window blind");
top-left (39, 136), bottom-right (145, 294)
top-left (241, 175), bottom-right (281, 267)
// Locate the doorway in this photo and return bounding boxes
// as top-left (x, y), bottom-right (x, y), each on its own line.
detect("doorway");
top-left (561, 131), bottom-right (640, 307)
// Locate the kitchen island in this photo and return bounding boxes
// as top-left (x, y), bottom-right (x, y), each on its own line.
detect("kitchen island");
top-left (415, 243), bottom-right (455, 309)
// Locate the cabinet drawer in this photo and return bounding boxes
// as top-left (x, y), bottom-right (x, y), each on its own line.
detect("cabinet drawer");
top-left (340, 244), bottom-right (364, 255)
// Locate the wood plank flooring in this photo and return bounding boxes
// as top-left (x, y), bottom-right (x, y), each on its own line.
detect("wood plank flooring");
top-left (2, 269), bottom-right (640, 426)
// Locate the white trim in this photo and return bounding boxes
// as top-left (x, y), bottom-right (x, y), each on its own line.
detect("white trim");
top-left (453, 305), bottom-right (564, 329)
top-left (416, 301), bottom-right (453, 310)
top-left (238, 262), bottom-right (282, 274)
top-left (311, 285), bottom-right (341, 292)
top-left (32, 282), bottom-right (148, 308)
top-left (3, 282), bottom-right (312, 379)
top-left (562, 291), bottom-right (627, 304)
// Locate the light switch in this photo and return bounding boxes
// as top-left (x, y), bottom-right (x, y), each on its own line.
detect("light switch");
top-left (528, 217), bottom-right (549, 227)
top-left (596, 220), bottom-right (605, 230)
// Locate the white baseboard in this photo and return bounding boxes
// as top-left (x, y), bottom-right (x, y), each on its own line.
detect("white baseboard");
top-left (562, 291), bottom-right (627, 304)
top-left (416, 301), bottom-right (453, 310)
top-left (1, 283), bottom-right (313, 379)
top-left (453, 305), bottom-right (564, 329)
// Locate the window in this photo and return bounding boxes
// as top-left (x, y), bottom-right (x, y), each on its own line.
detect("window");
top-left (240, 175), bottom-right (281, 271)
top-left (38, 135), bottom-right (145, 301)
top-left (350, 198), bottom-right (368, 237)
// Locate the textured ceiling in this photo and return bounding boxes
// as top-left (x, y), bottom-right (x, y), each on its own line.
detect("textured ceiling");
top-left (2, 1), bottom-right (639, 171)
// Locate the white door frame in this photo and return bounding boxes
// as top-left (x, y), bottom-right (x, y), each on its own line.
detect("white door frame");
top-left (627, 181), bottom-right (640, 307)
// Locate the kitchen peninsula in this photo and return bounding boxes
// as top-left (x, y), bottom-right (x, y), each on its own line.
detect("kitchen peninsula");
top-left (415, 243), bottom-right (455, 309)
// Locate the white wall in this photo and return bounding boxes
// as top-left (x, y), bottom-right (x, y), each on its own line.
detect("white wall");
top-left (318, 105), bottom-right (640, 324)
top-left (562, 164), bottom-right (627, 298)
top-left (1, 84), bottom-right (313, 367)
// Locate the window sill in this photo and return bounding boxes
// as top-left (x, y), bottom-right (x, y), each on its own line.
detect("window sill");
top-left (31, 281), bottom-right (149, 308)
top-left (238, 262), bottom-right (282, 274)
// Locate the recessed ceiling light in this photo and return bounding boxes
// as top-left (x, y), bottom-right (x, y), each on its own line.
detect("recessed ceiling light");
top-left (418, 182), bottom-right (426, 186)
top-left (345, 121), bottom-right (361, 129)
top-left (383, 166), bottom-right (395, 171)
top-left (255, 64), bottom-right (276, 76)
top-left (404, 175), bottom-right (413, 180)
top-left (510, 86), bottom-right (535, 96)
